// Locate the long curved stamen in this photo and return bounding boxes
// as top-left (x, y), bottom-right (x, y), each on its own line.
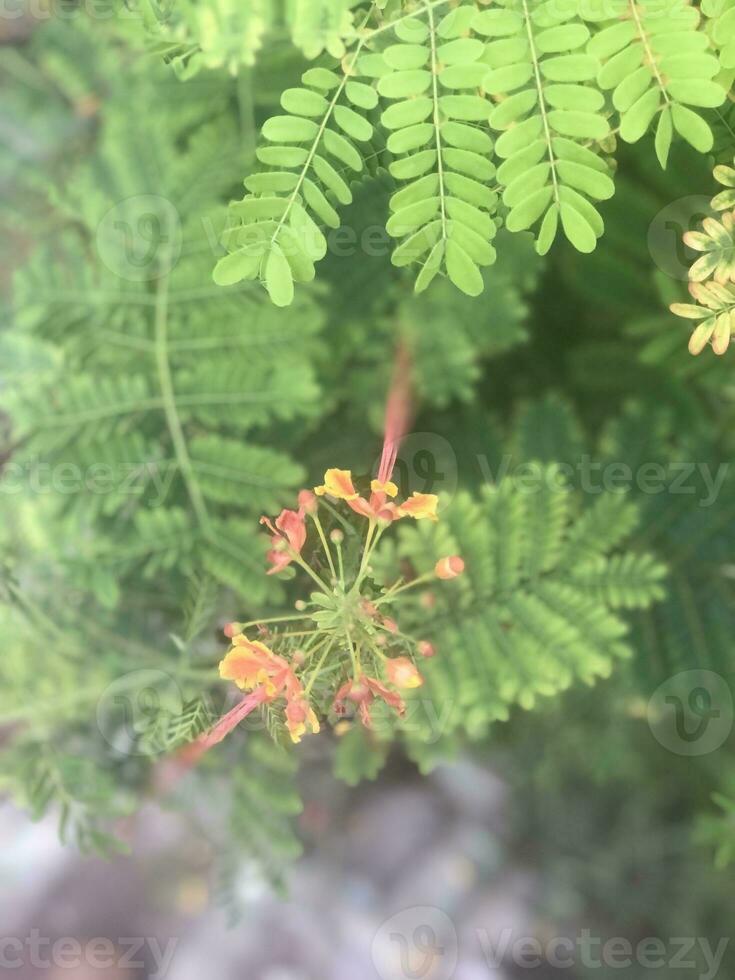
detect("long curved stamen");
top-left (378, 342), bottom-right (412, 486)
top-left (196, 688), bottom-right (268, 750)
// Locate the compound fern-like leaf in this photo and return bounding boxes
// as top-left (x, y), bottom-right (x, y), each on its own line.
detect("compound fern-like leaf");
top-left (480, 0), bottom-right (614, 254)
top-left (214, 58), bottom-right (375, 305)
top-left (286, 0), bottom-right (357, 60)
top-left (379, 3), bottom-right (498, 295)
top-left (387, 472), bottom-right (665, 741)
top-left (138, 0), bottom-right (357, 75)
top-left (581, 0), bottom-right (727, 167)
top-left (702, 0), bottom-right (735, 71)
top-left (139, 0), bottom-right (275, 77)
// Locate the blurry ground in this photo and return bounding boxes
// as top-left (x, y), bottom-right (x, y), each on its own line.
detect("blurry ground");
top-left (0, 759), bottom-right (541, 980)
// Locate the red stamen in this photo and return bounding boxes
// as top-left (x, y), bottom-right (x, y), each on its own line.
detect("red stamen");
top-left (378, 342), bottom-right (412, 485)
top-left (196, 688), bottom-right (268, 750)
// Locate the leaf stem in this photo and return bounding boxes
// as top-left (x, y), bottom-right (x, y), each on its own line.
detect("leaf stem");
top-left (376, 569), bottom-right (435, 605)
top-left (334, 534), bottom-right (346, 589)
top-left (154, 267), bottom-right (211, 531)
top-left (294, 554), bottom-right (332, 593)
top-left (629, 0), bottom-right (670, 109)
top-left (237, 613), bottom-right (312, 630)
top-left (521, 0), bottom-right (560, 210)
top-left (426, 0), bottom-right (449, 246)
top-left (304, 637), bottom-right (335, 694)
top-left (313, 513), bottom-right (337, 581)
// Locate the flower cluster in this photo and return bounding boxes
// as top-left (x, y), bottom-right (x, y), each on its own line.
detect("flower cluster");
top-left (196, 463), bottom-right (464, 752)
top-left (314, 468), bottom-right (439, 523)
top-left (219, 636), bottom-right (320, 743)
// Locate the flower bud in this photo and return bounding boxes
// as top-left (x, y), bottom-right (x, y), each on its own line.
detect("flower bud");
top-left (298, 489), bottom-right (318, 514)
top-left (223, 621), bottom-right (242, 638)
top-left (329, 528), bottom-right (344, 544)
top-left (386, 656), bottom-right (423, 689)
top-left (382, 617), bottom-right (399, 634)
top-left (294, 599), bottom-right (307, 611)
top-left (292, 649), bottom-right (306, 668)
top-left (435, 556), bottom-right (465, 580)
top-left (417, 641), bottom-right (436, 659)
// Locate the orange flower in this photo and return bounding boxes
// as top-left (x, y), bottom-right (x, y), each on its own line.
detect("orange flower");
top-left (314, 468), bottom-right (359, 500)
top-left (435, 556), bottom-right (465, 580)
top-left (218, 637), bottom-right (319, 744)
top-left (397, 492), bottom-right (439, 521)
top-left (313, 468), bottom-right (401, 522)
top-left (260, 506), bottom-right (307, 575)
top-left (219, 638), bottom-right (290, 695)
top-left (385, 656), bottom-right (423, 689)
top-left (332, 675), bottom-right (406, 728)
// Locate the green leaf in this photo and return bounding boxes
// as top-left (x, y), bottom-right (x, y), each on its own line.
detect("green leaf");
top-left (377, 69), bottom-right (432, 99)
top-left (264, 244), bottom-right (294, 307)
top-left (280, 87), bottom-right (329, 117)
top-left (262, 115), bottom-right (319, 143)
top-left (333, 104), bottom-right (373, 142)
top-left (446, 240), bottom-right (484, 297)
top-left (212, 251), bottom-right (259, 285)
top-left (671, 103), bottom-right (714, 152)
top-left (655, 107), bottom-right (673, 168)
top-left (560, 201), bottom-right (597, 253)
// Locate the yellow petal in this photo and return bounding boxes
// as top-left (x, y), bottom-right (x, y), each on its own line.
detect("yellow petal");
top-left (397, 492), bottom-right (439, 521)
top-left (288, 723), bottom-right (305, 743)
top-left (314, 468), bottom-right (359, 500)
top-left (371, 479), bottom-right (398, 498)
